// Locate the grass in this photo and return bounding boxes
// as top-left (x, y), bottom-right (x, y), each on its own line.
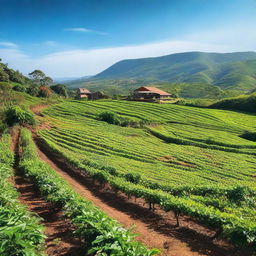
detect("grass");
top-left (37, 100), bottom-right (256, 247)
top-left (41, 100), bottom-right (256, 189)
top-left (0, 131), bottom-right (45, 256)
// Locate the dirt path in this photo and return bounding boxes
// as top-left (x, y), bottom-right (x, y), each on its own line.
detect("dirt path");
top-left (30, 104), bottom-right (49, 116)
top-left (34, 137), bottom-right (250, 256)
top-left (11, 128), bottom-right (85, 256)
top-left (30, 105), bottom-right (253, 256)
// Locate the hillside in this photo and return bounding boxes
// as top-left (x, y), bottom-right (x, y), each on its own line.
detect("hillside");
top-left (0, 61), bottom-right (29, 84)
top-left (211, 92), bottom-right (256, 113)
top-left (38, 100), bottom-right (256, 252)
top-left (68, 51), bottom-right (256, 96)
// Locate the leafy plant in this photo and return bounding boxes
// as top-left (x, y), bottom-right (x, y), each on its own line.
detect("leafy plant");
top-left (5, 106), bottom-right (35, 126)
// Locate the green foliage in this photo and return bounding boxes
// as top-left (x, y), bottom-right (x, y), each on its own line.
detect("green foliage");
top-left (0, 68), bottom-right (9, 82)
top-left (211, 93), bottom-right (256, 113)
top-left (98, 111), bottom-right (153, 127)
top-left (37, 131), bottom-right (256, 248)
top-left (68, 52), bottom-right (256, 95)
top-left (28, 70), bottom-right (53, 87)
top-left (0, 62), bottom-right (28, 84)
top-left (175, 98), bottom-right (217, 107)
top-left (28, 70), bottom-right (46, 84)
top-left (38, 86), bottom-right (52, 98)
top-left (13, 84), bottom-right (27, 92)
top-left (38, 100), bottom-right (256, 247)
top-left (0, 82), bottom-right (25, 107)
top-left (5, 106), bottom-right (35, 126)
top-left (50, 84), bottom-right (68, 97)
top-left (240, 131), bottom-right (256, 142)
top-left (26, 84), bottom-right (40, 96)
top-left (124, 173), bottom-right (141, 184)
top-left (0, 132), bottom-right (45, 256)
top-left (19, 128), bottom-right (159, 255)
top-left (98, 111), bottom-right (122, 125)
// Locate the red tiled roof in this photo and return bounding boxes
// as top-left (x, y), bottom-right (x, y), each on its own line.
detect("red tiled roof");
top-left (79, 88), bottom-right (91, 94)
top-left (134, 86), bottom-right (171, 96)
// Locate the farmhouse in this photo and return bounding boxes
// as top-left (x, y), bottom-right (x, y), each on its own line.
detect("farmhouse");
top-left (90, 91), bottom-right (109, 100)
top-left (133, 86), bottom-right (173, 102)
top-left (77, 88), bottom-right (109, 100)
top-left (77, 88), bottom-right (91, 99)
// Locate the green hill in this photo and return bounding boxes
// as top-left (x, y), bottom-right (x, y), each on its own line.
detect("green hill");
top-left (0, 61), bottom-right (29, 85)
top-left (211, 93), bottom-right (256, 113)
top-left (68, 51), bottom-right (256, 96)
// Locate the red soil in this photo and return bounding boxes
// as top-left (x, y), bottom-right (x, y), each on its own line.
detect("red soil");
top-left (11, 128), bottom-right (85, 256)
top-left (34, 137), bottom-right (253, 256)
top-left (30, 104), bottom-right (254, 256)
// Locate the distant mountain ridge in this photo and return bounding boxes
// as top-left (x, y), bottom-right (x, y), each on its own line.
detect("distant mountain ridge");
top-left (94, 51), bottom-right (256, 89)
top-left (68, 51), bottom-right (256, 96)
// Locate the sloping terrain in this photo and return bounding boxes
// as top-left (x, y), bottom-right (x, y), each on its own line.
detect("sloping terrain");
top-left (68, 52), bottom-right (256, 94)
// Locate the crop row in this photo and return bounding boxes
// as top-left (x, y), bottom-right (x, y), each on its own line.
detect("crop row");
top-left (0, 132), bottom-right (45, 256)
top-left (19, 128), bottom-right (158, 256)
top-left (38, 128), bottom-right (255, 198)
top-left (38, 133), bottom-right (256, 248)
top-left (47, 100), bottom-right (245, 132)
top-left (38, 126), bottom-right (256, 188)
top-left (147, 127), bottom-right (256, 155)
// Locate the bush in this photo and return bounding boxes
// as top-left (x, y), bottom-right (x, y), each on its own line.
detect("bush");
top-left (240, 131), bottom-right (256, 142)
top-left (13, 84), bottom-right (26, 92)
top-left (5, 106), bottom-right (35, 126)
top-left (50, 84), bottom-right (68, 97)
top-left (211, 93), bottom-right (256, 113)
top-left (98, 111), bottom-right (122, 125)
top-left (26, 84), bottom-right (39, 96)
top-left (98, 111), bottom-right (154, 127)
top-left (38, 86), bottom-right (52, 98)
top-left (124, 173), bottom-right (141, 184)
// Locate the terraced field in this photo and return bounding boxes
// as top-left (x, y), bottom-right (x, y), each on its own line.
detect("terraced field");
top-left (41, 100), bottom-right (256, 188)
top-left (39, 100), bottom-right (256, 249)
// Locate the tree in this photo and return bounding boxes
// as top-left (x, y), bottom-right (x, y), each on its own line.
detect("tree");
top-left (13, 84), bottom-right (26, 92)
top-left (26, 84), bottom-right (40, 96)
top-left (0, 69), bottom-right (9, 82)
top-left (38, 86), bottom-right (52, 97)
top-left (5, 68), bottom-right (25, 84)
top-left (5, 106), bottom-right (35, 126)
top-left (28, 70), bottom-right (54, 86)
top-left (28, 70), bottom-right (46, 84)
top-left (42, 76), bottom-right (53, 86)
top-left (0, 82), bottom-right (24, 107)
top-left (50, 84), bottom-right (68, 97)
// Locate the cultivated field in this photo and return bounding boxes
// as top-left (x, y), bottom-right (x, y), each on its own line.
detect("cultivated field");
top-left (39, 100), bottom-right (256, 249)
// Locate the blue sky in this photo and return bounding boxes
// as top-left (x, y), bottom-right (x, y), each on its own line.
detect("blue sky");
top-left (0, 0), bottom-right (256, 77)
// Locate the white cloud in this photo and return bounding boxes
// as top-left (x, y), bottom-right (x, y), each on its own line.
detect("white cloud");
top-left (187, 24), bottom-right (256, 50)
top-left (64, 27), bottom-right (108, 35)
top-left (0, 41), bottom-right (18, 48)
top-left (0, 25), bottom-right (255, 77)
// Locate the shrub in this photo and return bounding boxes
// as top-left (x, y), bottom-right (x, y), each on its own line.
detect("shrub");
top-left (98, 111), bottom-right (154, 128)
top-left (211, 93), bottom-right (256, 113)
top-left (240, 131), bottom-right (256, 142)
top-left (38, 86), bottom-right (52, 98)
top-left (124, 173), bottom-right (141, 184)
top-left (13, 84), bottom-right (26, 92)
top-left (50, 84), bottom-right (68, 97)
top-left (5, 106), bottom-right (35, 126)
top-left (26, 84), bottom-right (39, 96)
top-left (98, 111), bottom-right (121, 125)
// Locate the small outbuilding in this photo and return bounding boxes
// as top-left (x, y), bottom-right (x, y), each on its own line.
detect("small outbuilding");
top-left (77, 88), bottom-right (91, 99)
top-left (90, 91), bottom-right (109, 100)
top-left (133, 86), bottom-right (173, 103)
top-left (77, 88), bottom-right (109, 100)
